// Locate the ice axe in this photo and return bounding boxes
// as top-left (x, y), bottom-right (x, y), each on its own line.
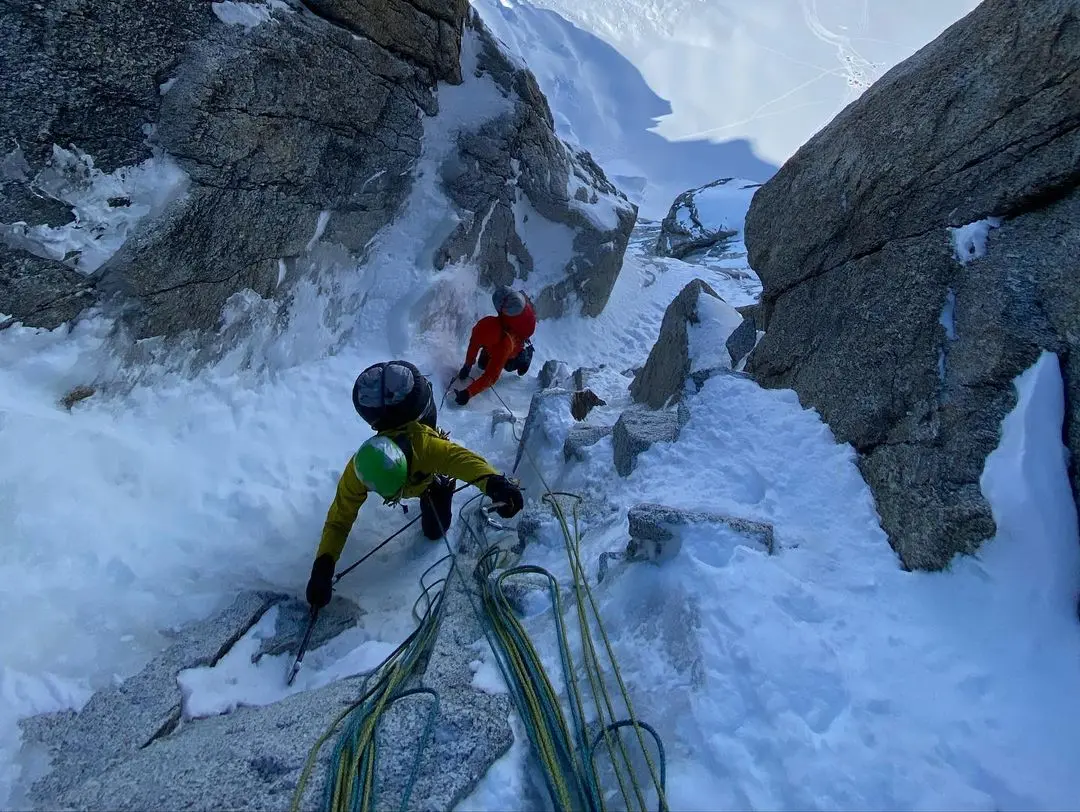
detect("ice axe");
top-left (286, 607), bottom-right (319, 686)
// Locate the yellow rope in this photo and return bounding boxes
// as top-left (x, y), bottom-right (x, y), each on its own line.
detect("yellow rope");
top-left (489, 384), bottom-right (669, 811)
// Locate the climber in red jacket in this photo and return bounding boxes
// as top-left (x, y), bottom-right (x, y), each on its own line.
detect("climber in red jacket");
top-left (454, 286), bottom-right (536, 406)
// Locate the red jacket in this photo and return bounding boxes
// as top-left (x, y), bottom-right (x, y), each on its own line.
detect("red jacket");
top-left (464, 304), bottom-right (536, 397)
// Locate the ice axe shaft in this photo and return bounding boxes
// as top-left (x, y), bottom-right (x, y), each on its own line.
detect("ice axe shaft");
top-left (286, 607), bottom-right (319, 686)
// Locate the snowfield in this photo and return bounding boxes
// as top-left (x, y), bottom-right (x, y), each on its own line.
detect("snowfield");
top-left (2, 217), bottom-right (1079, 808)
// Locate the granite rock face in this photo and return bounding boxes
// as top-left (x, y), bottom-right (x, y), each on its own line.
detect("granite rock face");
top-left (744, 0), bottom-right (1080, 569)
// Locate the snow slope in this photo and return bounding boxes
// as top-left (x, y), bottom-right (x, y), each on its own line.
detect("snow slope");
top-left (503, 0), bottom-right (981, 165)
top-left (3, 44), bottom-right (1080, 808)
top-left (4, 208), bottom-right (1080, 809)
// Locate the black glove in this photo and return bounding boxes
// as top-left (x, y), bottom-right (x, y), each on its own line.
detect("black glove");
top-left (306, 554), bottom-right (335, 609)
top-left (454, 388), bottom-right (471, 406)
top-left (485, 475), bottom-right (523, 518)
top-left (458, 364), bottom-right (472, 380)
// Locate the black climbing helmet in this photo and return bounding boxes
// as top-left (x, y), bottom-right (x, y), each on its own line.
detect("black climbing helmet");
top-left (352, 360), bottom-right (434, 431)
top-left (492, 286), bottom-right (527, 317)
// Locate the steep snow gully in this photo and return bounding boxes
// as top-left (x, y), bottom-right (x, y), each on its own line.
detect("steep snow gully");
top-left (4, 218), bottom-right (1080, 809)
top-left (4, 6), bottom-right (1080, 812)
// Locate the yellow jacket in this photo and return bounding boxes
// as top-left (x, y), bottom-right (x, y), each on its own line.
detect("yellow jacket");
top-left (317, 421), bottom-right (498, 561)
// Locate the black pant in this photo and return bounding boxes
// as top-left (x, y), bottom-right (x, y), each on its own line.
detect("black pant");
top-left (420, 475), bottom-right (455, 540)
top-left (478, 342), bottom-right (533, 375)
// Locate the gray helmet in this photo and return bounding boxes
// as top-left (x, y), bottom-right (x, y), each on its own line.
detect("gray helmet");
top-left (492, 286), bottom-right (527, 317)
top-left (352, 360), bottom-right (432, 431)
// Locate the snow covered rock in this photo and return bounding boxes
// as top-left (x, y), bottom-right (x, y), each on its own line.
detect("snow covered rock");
top-left (656, 178), bottom-right (760, 259)
top-left (22, 585), bottom-right (510, 810)
top-left (630, 279), bottom-right (748, 409)
top-left (513, 387), bottom-right (604, 484)
top-left (612, 409), bottom-right (681, 477)
top-left (1, 0), bottom-right (440, 336)
top-left (572, 366), bottom-right (598, 390)
top-left (745, 0), bottom-right (1080, 570)
top-left (489, 407), bottom-right (515, 436)
top-left (2, 1), bottom-right (634, 337)
top-left (627, 504), bottom-right (775, 559)
top-left (435, 14), bottom-right (637, 319)
top-left (563, 424), bottom-right (613, 462)
top-left (538, 359), bottom-right (572, 390)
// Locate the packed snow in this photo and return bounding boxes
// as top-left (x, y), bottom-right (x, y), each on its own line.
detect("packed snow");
top-left (0, 146), bottom-right (189, 273)
top-left (950, 216), bottom-right (1003, 263)
top-left (687, 291), bottom-right (745, 371)
top-left (979, 351), bottom-right (1080, 619)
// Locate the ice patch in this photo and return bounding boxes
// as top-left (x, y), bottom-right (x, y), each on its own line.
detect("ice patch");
top-left (939, 288), bottom-right (957, 340)
top-left (211, 1), bottom-right (274, 28)
top-left (159, 77), bottom-right (177, 95)
top-left (979, 351), bottom-right (1080, 618)
top-left (305, 210), bottom-right (331, 253)
top-left (1, 146), bottom-right (190, 274)
top-left (950, 217), bottom-right (1002, 264)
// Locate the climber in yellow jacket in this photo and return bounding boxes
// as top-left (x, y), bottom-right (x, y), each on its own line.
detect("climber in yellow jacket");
top-left (306, 360), bottom-right (523, 609)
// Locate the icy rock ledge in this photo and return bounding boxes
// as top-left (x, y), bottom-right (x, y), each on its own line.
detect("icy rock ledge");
top-left (20, 583), bottom-right (511, 811)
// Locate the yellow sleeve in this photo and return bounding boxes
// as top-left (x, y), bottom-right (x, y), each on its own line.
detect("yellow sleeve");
top-left (317, 459), bottom-right (370, 561)
top-left (413, 432), bottom-right (498, 489)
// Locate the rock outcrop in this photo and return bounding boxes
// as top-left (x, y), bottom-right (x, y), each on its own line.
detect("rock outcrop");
top-left (435, 14), bottom-right (638, 319)
top-left (21, 585), bottom-right (511, 811)
top-left (1, 1), bottom-right (635, 337)
top-left (744, 0), bottom-right (1080, 569)
top-left (1, 0), bottom-right (442, 335)
top-left (630, 279), bottom-right (749, 409)
top-left (656, 178), bottom-right (760, 259)
top-left (612, 409), bottom-right (681, 477)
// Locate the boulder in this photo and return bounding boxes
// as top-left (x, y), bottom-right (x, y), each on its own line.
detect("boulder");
top-left (744, 0), bottom-right (1080, 569)
top-left (612, 409), bottom-right (681, 477)
top-left (656, 178), bottom-right (761, 259)
top-left (570, 389), bottom-right (606, 421)
top-left (629, 279), bottom-right (745, 409)
top-left (563, 424), bottom-right (614, 462)
top-left (435, 13), bottom-right (637, 319)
